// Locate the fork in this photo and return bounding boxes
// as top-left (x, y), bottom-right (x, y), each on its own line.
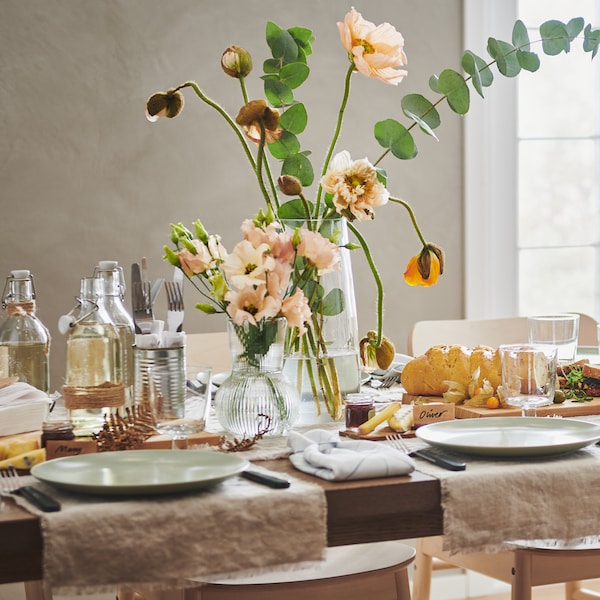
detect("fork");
top-left (370, 372), bottom-right (401, 389)
top-left (385, 433), bottom-right (466, 471)
top-left (132, 281), bottom-right (154, 334)
top-left (164, 280), bottom-right (184, 332)
top-left (0, 466), bottom-right (61, 512)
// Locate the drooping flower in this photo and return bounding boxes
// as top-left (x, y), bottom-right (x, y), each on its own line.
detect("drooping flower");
top-left (225, 285), bottom-right (281, 326)
top-left (297, 228), bottom-right (341, 275)
top-left (337, 8), bottom-right (408, 85)
top-left (404, 244), bottom-right (445, 287)
top-left (221, 239), bottom-right (275, 289)
top-left (281, 289), bottom-right (311, 335)
top-left (321, 150), bottom-right (389, 221)
top-left (145, 89), bottom-right (185, 121)
top-left (235, 100), bottom-right (282, 144)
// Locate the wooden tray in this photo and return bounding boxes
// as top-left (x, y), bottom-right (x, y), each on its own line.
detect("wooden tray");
top-left (402, 393), bottom-right (600, 419)
top-left (340, 426), bottom-right (416, 440)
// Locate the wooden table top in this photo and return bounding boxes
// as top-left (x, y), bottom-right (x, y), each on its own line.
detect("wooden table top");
top-left (0, 460), bottom-right (442, 585)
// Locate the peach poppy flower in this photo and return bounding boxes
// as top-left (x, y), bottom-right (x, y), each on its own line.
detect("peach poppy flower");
top-left (220, 239), bottom-right (275, 289)
top-left (235, 99), bottom-right (283, 144)
top-left (225, 285), bottom-right (281, 326)
top-left (338, 8), bottom-right (408, 85)
top-left (281, 289), bottom-right (311, 335)
top-left (177, 240), bottom-right (213, 277)
top-left (404, 244), bottom-right (445, 287)
top-left (297, 229), bottom-right (340, 275)
top-left (321, 150), bottom-right (389, 221)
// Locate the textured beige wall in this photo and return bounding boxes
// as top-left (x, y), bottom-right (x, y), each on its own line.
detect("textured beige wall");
top-left (0, 0), bottom-right (464, 391)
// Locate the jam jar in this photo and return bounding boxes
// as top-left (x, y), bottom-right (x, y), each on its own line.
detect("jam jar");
top-left (345, 393), bottom-right (375, 430)
top-left (41, 420), bottom-right (75, 448)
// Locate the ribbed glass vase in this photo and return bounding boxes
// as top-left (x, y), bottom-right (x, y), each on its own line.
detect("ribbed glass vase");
top-left (214, 317), bottom-right (299, 437)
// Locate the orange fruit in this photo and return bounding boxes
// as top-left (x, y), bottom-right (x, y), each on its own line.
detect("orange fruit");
top-left (486, 396), bottom-right (500, 409)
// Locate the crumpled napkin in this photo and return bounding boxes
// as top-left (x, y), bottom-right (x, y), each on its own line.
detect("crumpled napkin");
top-left (287, 429), bottom-right (415, 481)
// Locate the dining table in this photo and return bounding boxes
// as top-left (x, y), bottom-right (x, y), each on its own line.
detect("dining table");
top-left (3, 346), bottom-right (600, 593)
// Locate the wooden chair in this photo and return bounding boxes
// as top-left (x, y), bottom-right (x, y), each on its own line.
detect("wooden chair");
top-left (408, 314), bottom-right (600, 600)
top-left (118, 541), bottom-right (416, 600)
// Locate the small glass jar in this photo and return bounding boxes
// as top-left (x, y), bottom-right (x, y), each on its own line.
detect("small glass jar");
top-left (345, 393), bottom-right (375, 430)
top-left (41, 420), bottom-right (75, 448)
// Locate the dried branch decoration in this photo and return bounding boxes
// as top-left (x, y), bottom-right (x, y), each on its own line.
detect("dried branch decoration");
top-left (218, 413), bottom-right (272, 452)
top-left (93, 405), bottom-right (156, 452)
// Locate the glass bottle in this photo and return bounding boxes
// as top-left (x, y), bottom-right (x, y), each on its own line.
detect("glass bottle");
top-left (0, 270), bottom-right (50, 393)
top-left (94, 260), bottom-right (135, 406)
top-left (61, 276), bottom-right (124, 436)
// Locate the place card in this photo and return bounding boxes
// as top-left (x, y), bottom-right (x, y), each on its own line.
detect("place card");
top-left (412, 402), bottom-right (455, 427)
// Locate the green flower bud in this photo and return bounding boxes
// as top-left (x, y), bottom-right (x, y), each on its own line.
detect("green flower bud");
top-left (193, 219), bottom-right (209, 243)
top-left (163, 246), bottom-right (181, 267)
top-left (195, 303), bottom-right (217, 315)
top-left (221, 45), bottom-right (253, 78)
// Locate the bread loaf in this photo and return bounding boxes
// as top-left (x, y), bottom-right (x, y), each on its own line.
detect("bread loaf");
top-left (401, 344), bottom-right (501, 396)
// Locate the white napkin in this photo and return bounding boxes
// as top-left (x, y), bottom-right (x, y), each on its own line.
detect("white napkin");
top-left (288, 429), bottom-right (415, 481)
top-left (0, 382), bottom-right (50, 436)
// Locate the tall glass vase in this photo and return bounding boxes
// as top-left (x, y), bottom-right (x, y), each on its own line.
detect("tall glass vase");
top-left (281, 217), bottom-right (361, 424)
top-left (215, 317), bottom-right (299, 437)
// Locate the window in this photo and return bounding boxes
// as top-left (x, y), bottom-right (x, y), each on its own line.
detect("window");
top-left (464, 0), bottom-right (600, 319)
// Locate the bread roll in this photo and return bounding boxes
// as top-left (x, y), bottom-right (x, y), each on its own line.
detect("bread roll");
top-left (401, 344), bottom-right (501, 396)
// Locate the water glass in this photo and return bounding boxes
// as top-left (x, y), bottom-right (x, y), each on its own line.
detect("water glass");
top-left (149, 364), bottom-right (212, 448)
top-left (527, 313), bottom-right (579, 363)
top-left (499, 344), bottom-right (558, 416)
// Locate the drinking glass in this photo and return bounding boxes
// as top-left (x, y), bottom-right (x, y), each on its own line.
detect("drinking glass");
top-left (527, 313), bottom-right (579, 364)
top-left (149, 364), bottom-right (212, 449)
top-left (499, 344), bottom-right (558, 416)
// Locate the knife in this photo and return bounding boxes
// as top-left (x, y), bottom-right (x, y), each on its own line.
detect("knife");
top-left (240, 469), bottom-right (291, 488)
top-left (13, 486), bottom-right (61, 512)
top-left (409, 448), bottom-right (466, 471)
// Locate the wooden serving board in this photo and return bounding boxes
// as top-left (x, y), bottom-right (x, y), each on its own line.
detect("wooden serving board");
top-left (339, 426), bottom-right (416, 440)
top-left (402, 393), bottom-right (600, 419)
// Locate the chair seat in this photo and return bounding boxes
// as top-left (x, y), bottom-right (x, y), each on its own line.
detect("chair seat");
top-left (202, 541), bottom-right (416, 584)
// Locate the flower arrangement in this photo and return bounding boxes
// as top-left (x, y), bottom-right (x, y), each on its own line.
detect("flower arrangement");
top-left (150, 8), bottom-right (599, 419)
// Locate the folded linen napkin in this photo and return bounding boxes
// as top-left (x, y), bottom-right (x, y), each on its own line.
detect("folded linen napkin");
top-left (0, 381), bottom-right (50, 436)
top-left (288, 429), bottom-right (415, 481)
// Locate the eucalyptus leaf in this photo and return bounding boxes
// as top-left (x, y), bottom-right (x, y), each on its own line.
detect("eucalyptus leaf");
top-left (584, 24), bottom-right (600, 58)
top-left (278, 199), bottom-right (315, 220)
top-left (487, 39), bottom-right (521, 77)
top-left (540, 20), bottom-right (570, 55)
top-left (428, 74), bottom-right (440, 93)
top-left (374, 119), bottom-right (417, 160)
top-left (266, 23), bottom-right (299, 63)
top-left (282, 152), bottom-right (314, 186)
top-left (280, 102), bottom-right (308, 134)
top-left (321, 288), bottom-right (345, 317)
top-left (401, 94), bottom-right (441, 130)
top-left (512, 20), bottom-right (531, 50)
top-left (279, 62), bottom-right (310, 89)
top-left (264, 78), bottom-right (294, 107)
top-left (263, 58), bottom-right (280, 74)
top-left (288, 26), bottom-right (314, 55)
top-left (268, 131), bottom-right (300, 159)
top-left (517, 49), bottom-right (540, 72)
top-left (461, 50), bottom-right (493, 98)
top-left (438, 69), bottom-right (470, 114)
top-left (566, 17), bottom-right (585, 40)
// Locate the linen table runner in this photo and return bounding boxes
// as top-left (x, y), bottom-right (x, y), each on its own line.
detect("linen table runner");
top-left (17, 469), bottom-right (327, 594)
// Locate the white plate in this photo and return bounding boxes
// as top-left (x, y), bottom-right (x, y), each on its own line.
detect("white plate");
top-left (371, 353), bottom-right (413, 377)
top-left (31, 449), bottom-right (248, 496)
top-left (415, 417), bottom-right (600, 457)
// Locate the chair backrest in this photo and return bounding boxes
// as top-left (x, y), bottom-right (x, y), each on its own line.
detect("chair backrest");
top-left (407, 313), bottom-right (599, 357)
top-left (185, 331), bottom-right (230, 374)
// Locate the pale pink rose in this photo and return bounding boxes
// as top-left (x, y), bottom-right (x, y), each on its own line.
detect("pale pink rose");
top-left (321, 150), bottom-right (389, 221)
top-left (338, 8), bottom-right (408, 85)
top-left (221, 239), bottom-right (275, 289)
top-left (178, 240), bottom-right (213, 277)
top-left (281, 289), bottom-right (311, 335)
top-left (225, 285), bottom-right (281, 326)
top-left (297, 229), bottom-right (341, 275)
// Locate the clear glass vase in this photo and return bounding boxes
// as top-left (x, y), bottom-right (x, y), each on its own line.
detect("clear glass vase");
top-left (215, 317), bottom-right (299, 437)
top-left (281, 217), bottom-right (361, 424)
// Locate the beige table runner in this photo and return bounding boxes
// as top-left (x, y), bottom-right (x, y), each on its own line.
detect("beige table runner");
top-left (18, 465), bottom-right (327, 594)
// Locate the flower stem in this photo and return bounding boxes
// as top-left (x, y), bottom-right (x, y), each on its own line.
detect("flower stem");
top-left (347, 222), bottom-right (384, 347)
top-left (389, 196), bottom-right (427, 246)
top-left (315, 64), bottom-right (355, 216)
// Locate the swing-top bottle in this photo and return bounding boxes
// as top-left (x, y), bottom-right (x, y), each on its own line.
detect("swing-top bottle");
top-left (0, 270), bottom-right (50, 393)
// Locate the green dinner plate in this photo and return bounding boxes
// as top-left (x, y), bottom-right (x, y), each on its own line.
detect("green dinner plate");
top-left (31, 449), bottom-right (248, 495)
top-left (415, 416), bottom-right (600, 457)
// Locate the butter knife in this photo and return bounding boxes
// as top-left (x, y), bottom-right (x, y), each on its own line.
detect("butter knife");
top-left (409, 448), bottom-right (466, 471)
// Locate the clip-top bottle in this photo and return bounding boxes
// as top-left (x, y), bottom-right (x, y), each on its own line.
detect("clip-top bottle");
top-left (93, 261), bottom-right (135, 406)
top-left (0, 270), bottom-right (50, 393)
top-left (60, 276), bottom-right (124, 436)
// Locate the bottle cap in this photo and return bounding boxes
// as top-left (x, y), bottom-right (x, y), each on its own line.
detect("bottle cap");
top-left (97, 260), bottom-right (118, 271)
top-left (10, 270), bottom-right (31, 279)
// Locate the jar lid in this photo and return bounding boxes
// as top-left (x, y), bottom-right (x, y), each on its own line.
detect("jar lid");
top-left (345, 392), bottom-right (374, 404)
